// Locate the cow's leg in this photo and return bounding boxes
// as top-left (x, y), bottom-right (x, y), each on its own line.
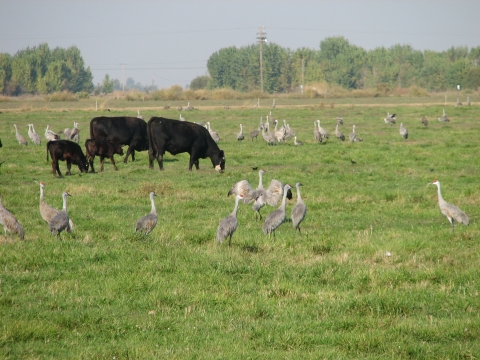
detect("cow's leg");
top-left (148, 150), bottom-right (154, 169)
top-left (66, 159), bottom-right (72, 175)
top-left (157, 153), bottom-right (164, 170)
top-left (52, 160), bottom-right (62, 178)
top-left (110, 156), bottom-right (118, 171)
top-left (88, 155), bottom-right (96, 173)
top-left (100, 155), bottom-right (105, 172)
top-left (193, 159), bottom-right (200, 170)
top-left (123, 146), bottom-right (131, 164)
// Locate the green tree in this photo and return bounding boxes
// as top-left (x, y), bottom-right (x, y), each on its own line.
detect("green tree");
top-left (0, 53), bottom-right (12, 94)
top-left (102, 74), bottom-right (114, 94)
top-left (190, 75), bottom-right (210, 90)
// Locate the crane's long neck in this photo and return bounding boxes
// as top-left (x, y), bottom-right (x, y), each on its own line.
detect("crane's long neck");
top-left (150, 195), bottom-right (157, 215)
top-left (280, 189), bottom-right (289, 211)
top-left (435, 183), bottom-right (445, 205)
top-left (231, 196), bottom-right (240, 218)
top-left (40, 186), bottom-right (45, 203)
top-left (62, 194), bottom-right (68, 212)
top-left (258, 171), bottom-right (264, 189)
top-left (296, 186), bottom-right (302, 202)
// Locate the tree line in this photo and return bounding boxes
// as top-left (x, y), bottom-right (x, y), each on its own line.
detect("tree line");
top-left (203, 36), bottom-right (480, 93)
top-left (0, 43), bottom-right (93, 96)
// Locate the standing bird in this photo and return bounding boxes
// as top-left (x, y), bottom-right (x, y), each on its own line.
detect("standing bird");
top-left (135, 192), bottom-right (158, 235)
top-left (0, 197), bottom-right (24, 241)
top-left (237, 124), bottom-right (244, 142)
top-left (272, 98), bottom-right (276, 109)
top-left (294, 136), bottom-right (303, 146)
top-left (251, 169), bottom-right (292, 220)
top-left (336, 117), bottom-right (344, 125)
top-left (13, 124), bottom-right (28, 146)
top-left (455, 98), bottom-right (462, 106)
top-left (349, 125), bottom-right (363, 142)
top-left (421, 116), bottom-right (428, 126)
top-left (37, 181), bottom-right (74, 230)
top-left (438, 109), bottom-right (450, 122)
top-left (49, 192), bottom-right (71, 236)
top-left (262, 184), bottom-right (293, 237)
top-left (261, 120), bottom-right (276, 146)
top-left (313, 120), bottom-right (322, 143)
top-left (207, 122), bottom-right (220, 143)
top-left (45, 125), bottom-right (60, 141)
top-left (217, 194), bottom-right (243, 246)
top-left (384, 112), bottom-right (396, 125)
top-left (137, 110), bottom-right (144, 120)
top-left (316, 120), bottom-right (329, 141)
top-left (180, 114), bottom-right (186, 121)
top-left (28, 124), bottom-right (41, 145)
top-left (70, 122), bottom-right (80, 143)
top-left (399, 123), bottom-right (408, 139)
top-left (430, 180), bottom-right (469, 232)
top-left (335, 124), bottom-right (345, 141)
top-left (292, 182), bottom-right (307, 234)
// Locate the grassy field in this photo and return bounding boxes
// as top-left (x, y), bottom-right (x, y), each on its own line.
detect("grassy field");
top-left (0, 97), bottom-right (479, 359)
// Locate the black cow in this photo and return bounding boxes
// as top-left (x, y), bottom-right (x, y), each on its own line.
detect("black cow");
top-left (46, 140), bottom-right (89, 178)
top-left (85, 138), bottom-right (124, 173)
top-left (148, 117), bottom-right (225, 172)
top-left (89, 116), bottom-right (148, 163)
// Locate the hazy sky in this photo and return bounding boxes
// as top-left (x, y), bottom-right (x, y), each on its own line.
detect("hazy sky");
top-left (1, 0), bottom-right (479, 89)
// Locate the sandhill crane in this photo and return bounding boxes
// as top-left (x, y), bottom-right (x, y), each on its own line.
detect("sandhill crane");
top-left (13, 124), bottom-right (28, 146)
top-left (207, 122), bottom-right (220, 143)
top-left (45, 125), bottom-right (60, 141)
top-left (317, 120), bottom-right (329, 141)
top-left (252, 170), bottom-right (292, 220)
top-left (137, 110), bottom-right (144, 120)
top-left (272, 98), bottom-right (276, 109)
top-left (217, 194), bottom-right (242, 246)
top-left (36, 181), bottom-right (74, 231)
top-left (421, 116), bottom-right (428, 126)
top-left (49, 192), bottom-right (71, 236)
top-left (250, 129), bottom-right (259, 141)
top-left (349, 125), bottom-right (363, 142)
top-left (455, 98), bottom-right (462, 106)
top-left (336, 117), bottom-right (344, 125)
top-left (292, 182), bottom-right (306, 234)
top-left (228, 169), bottom-right (268, 205)
top-left (335, 124), bottom-right (345, 141)
top-left (177, 106), bottom-right (183, 111)
top-left (430, 180), bottom-right (469, 232)
top-left (384, 112), bottom-right (396, 125)
top-left (135, 192), bottom-right (158, 235)
top-left (313, 120), bottom-right (322, 143)
top-left (63, 127), bottom-right (72, 140)
top-left (185, 102), bottom-right (194, 111)
top-left (294, 136), bottom-right (303, 146)
top-left (399, 123), bottom-right (408, 139)
top-left (438, 109), bottom-right (449, 122)
top-left (28, 124), bottom-right (41, 145)
top-left (237, 124), bottom-right (244, 141)
top-left (0, 197), bottom-right (24, 241)
top-left (252, 98), bottom-right (259, 108)
top-left (180, 114), bottom-right (186, 121)
top-left (70, 122), bottom-right (80, 143)
top-left (274, 120), bottom-right (286, 143)
top-left (262, 184), bottom-right (292, 237)
top-left (284, 122), bottom-right (295, 141)
top-left (261, 119), bottom-right (276, 146)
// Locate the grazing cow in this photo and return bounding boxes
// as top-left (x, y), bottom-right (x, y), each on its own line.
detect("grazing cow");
top-left (148, 117), bottom-right (225, 172)
top-left (46, 140), bottom-right (89, 178)
top-left (85, 138), bottom-right (124, 172)
top-left (89, 116), bottom-right (148, 163)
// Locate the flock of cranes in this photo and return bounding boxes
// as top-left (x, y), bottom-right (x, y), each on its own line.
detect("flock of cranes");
top-left (12, 122), bottom-right (81, 146)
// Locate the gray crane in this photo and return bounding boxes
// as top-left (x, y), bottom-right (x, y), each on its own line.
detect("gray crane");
top-left (253, 172), bottom-right (292, 220)
top-left (37, 181), bottom-right (74, 230)
top-left (70, 122), bottom-right (80, 143)
top-left (349, 125), bottom-right (363, 142)
top-left (384, 112), bottom-right (396, 125)
top-left (336, 117), bottom-right (344, 125)
top-left (455, 98), bottom-right (462, 106)
top-left (294, 136), bottom-right (303, 146)
top-left (45, 125), bottom-right (60, 141)
top-left (316, 120), bottom-right (329, 141)
top-left (262, 184), bottom-right (293, 237)
top-left (180, 114), bottom-right (186, 121)
top-left (49, 192), bottom-right (71, 236)
top-left (217, 194), bottom-right (243, 246)
top-left (399, 123), bottom-right (408, 139)
top-left (292, 182), bottom-right (307, 234)
top-left (430, 180), bottom-right (469, 232)
top-left (207, 122), bottom-right (220, 143)
top-left (314, 120), bottom-right (322, 143)
top-left (135, 192), bottom-right (158, 235)
top-left (13, 124), bottom-right (28, 146)
top-left (438, 109), bottom-right (449, 122)
top-left (421, 116), bottom-right (428, 126)
top-left (63, 127), bottom-right (72, 140)
top-left (0, 197), bottom-right (24, 241)
top-left (137, 109), bottom-right (144, 120)
top-left (261, 119), bottom-right (276, 146)
top-left (28, 124), bottom-right (41, 145)
top-left (237, 124), bottom-right (244, 141)
top-left (335, 124), bottom-right (345, 141)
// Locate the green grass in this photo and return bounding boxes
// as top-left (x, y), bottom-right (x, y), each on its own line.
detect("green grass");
top-left (0, 99), bottom-right (479, 359)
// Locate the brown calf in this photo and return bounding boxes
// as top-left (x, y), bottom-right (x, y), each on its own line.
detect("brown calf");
top-left (46, 140), bottom-right (89, 178)
top-left (85, 138), bottom-right (124, 172)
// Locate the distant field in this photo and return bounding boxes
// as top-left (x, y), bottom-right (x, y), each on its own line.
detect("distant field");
top-left (0, 97), bottom-right (479, 359)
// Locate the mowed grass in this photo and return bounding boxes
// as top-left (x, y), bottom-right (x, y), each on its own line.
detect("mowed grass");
top-left (0, 99), bottom-right (479, 359)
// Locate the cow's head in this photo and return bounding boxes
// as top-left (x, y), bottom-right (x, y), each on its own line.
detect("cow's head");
top-left (214, 150), bottom-right (225, 173)
top-left (115, 143), bottom-right (125, 156)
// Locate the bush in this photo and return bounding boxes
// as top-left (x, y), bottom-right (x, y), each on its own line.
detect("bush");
top-left (125, 91), bottom-right (146, 101)
top-left (76, 91), bottom-right (90, 99)
top-left (409, 86), bottom-right (429, 97)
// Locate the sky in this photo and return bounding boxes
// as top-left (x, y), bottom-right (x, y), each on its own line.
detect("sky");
top-left (1, 0), bottom-right (479, 89)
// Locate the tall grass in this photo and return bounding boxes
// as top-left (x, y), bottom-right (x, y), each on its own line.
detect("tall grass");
top-left (0, 100), bottom-right (478, 359)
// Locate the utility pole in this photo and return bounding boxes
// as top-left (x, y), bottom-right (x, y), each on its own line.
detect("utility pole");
top-left (256, 26), bottom-right (267, 93)
top-left (120, 63), bottom-right (126, 92)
